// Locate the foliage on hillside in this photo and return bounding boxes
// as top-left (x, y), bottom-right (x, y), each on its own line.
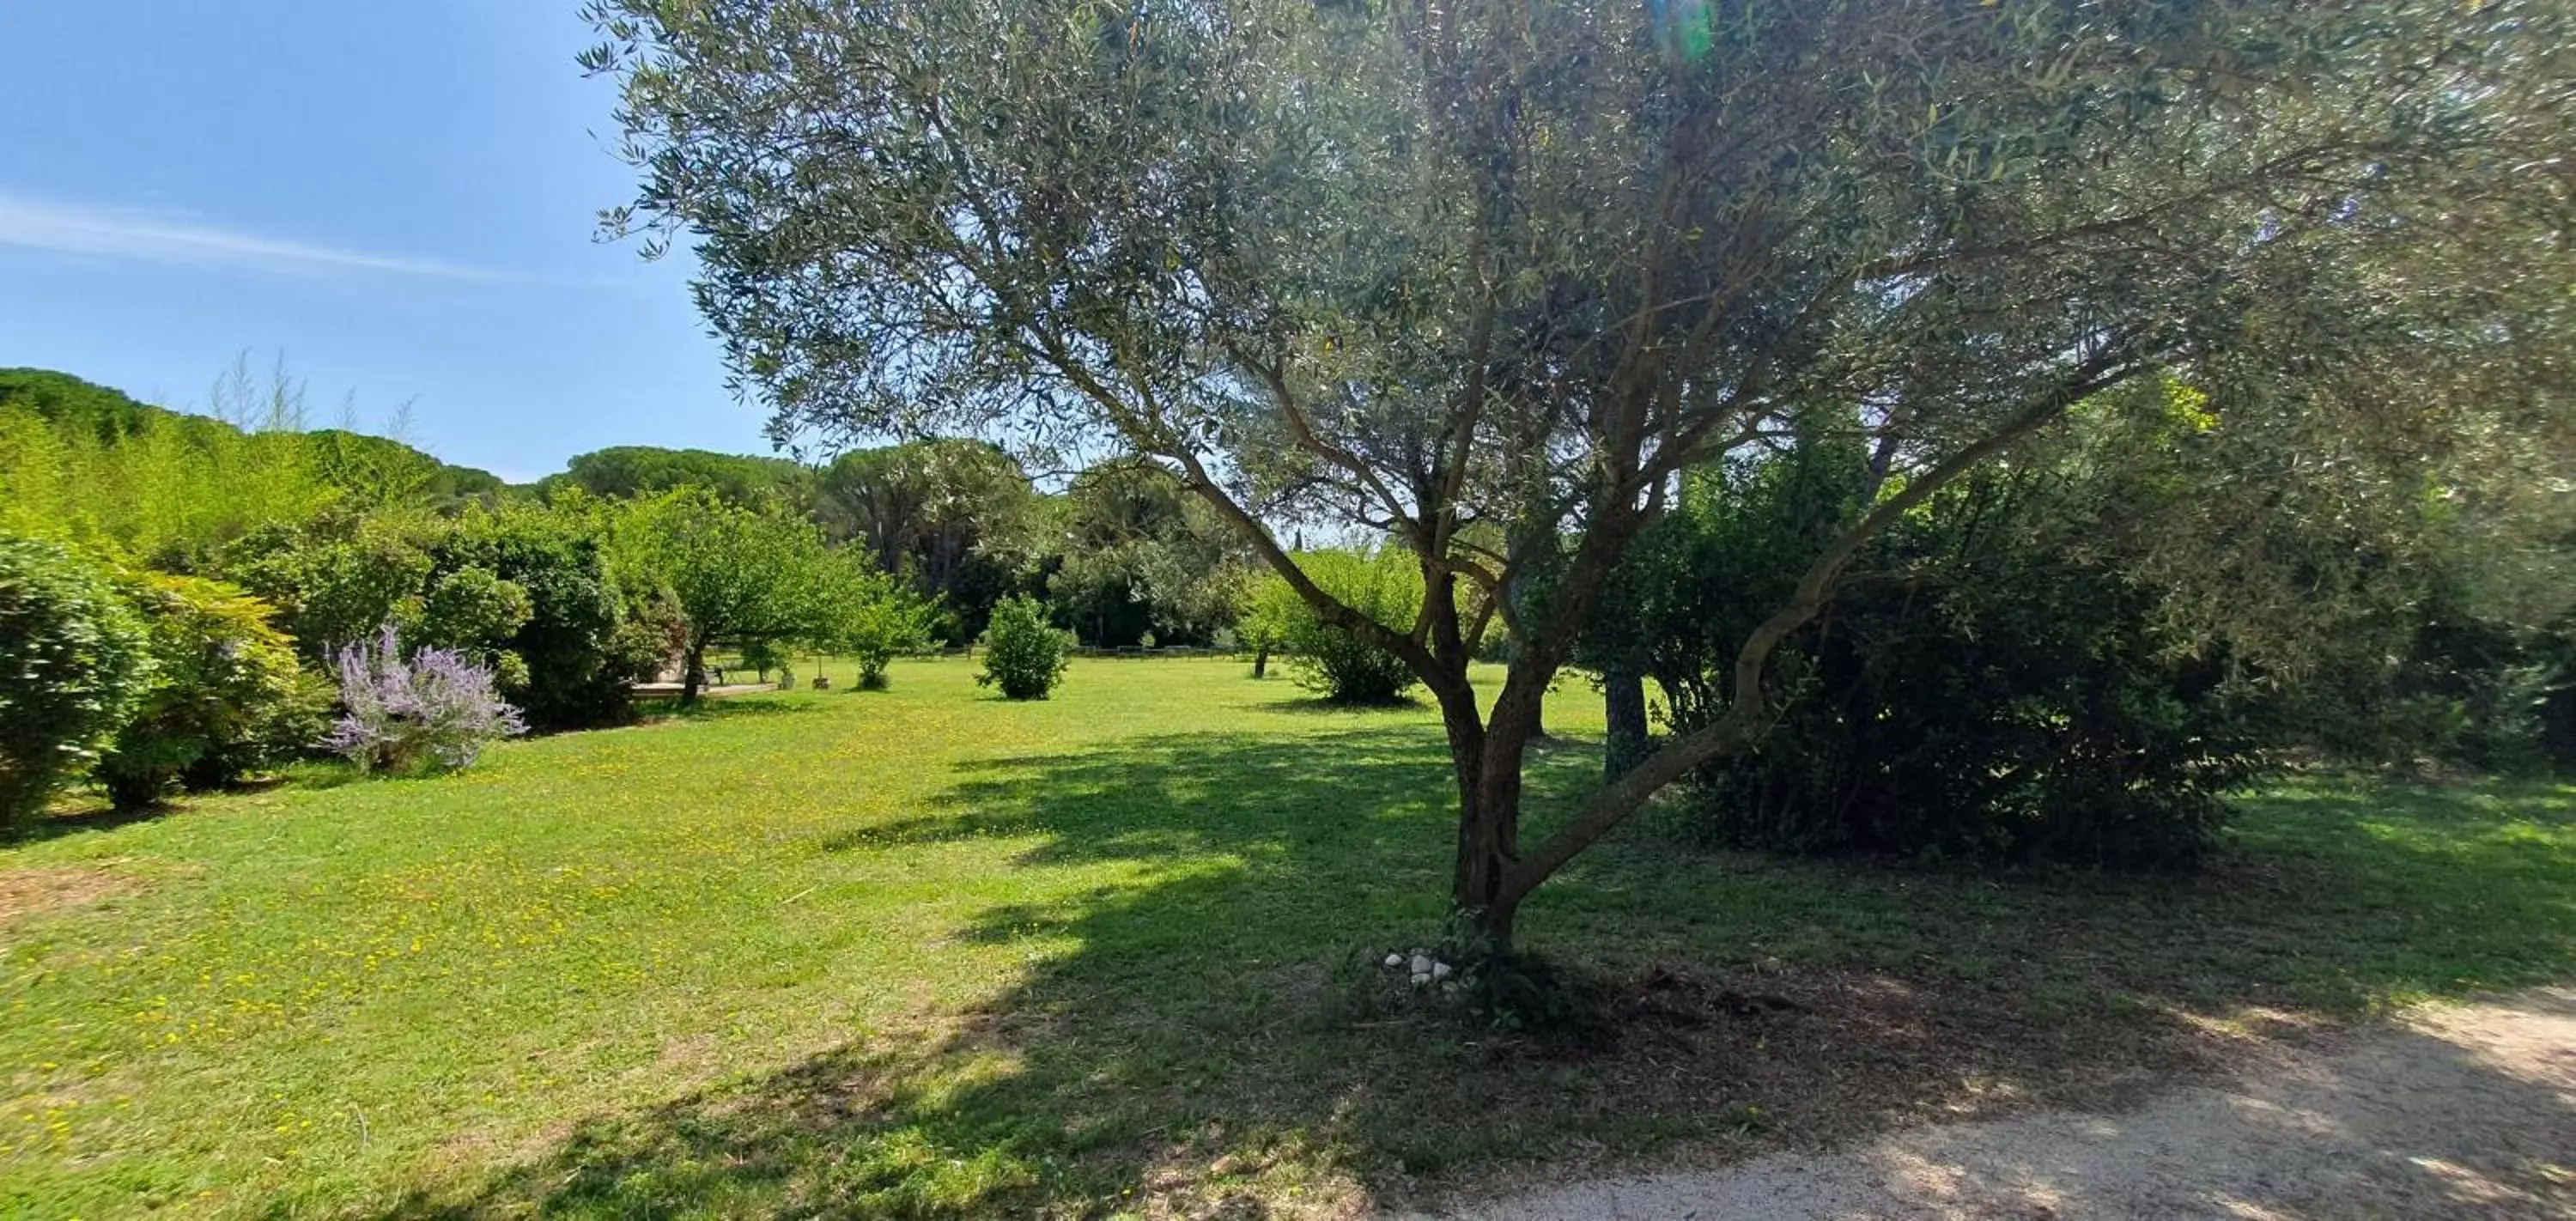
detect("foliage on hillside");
top-left (544, 444), bottom-right (811, 509)
top-left (0, 369), bottom-right (501, 564)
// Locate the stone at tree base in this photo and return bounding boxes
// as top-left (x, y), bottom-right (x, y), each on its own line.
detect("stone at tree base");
top-left (1410, 954), bottom-right (1434, 976)
top-left (1383, 953), bottom-right (1404, 969)
top-left (812, 676), bottom-right (831, 690)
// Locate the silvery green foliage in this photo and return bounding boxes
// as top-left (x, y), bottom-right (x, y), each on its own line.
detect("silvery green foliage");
top-left (324, 624), bottom-right (526, 774)
top-left (586, 0), bottom-right (2576, 933)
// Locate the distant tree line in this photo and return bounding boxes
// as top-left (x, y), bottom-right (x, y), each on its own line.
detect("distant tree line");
top-left (540, 433), bottom-right (1258, 648)
top-left (0, 363), bottom-right (1282, 823)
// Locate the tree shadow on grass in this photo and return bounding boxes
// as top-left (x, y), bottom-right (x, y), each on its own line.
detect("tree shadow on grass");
top-left (1240, 691), bottom-right (1432, 715)
top-left (383, 741), bottom-right (2576, 1218)
top-left (5, 801), bottom-right (171, 846)
top-left (5, 768), bottom-right (342, 845)
top-left (630, 696), bottom-right (833, 725)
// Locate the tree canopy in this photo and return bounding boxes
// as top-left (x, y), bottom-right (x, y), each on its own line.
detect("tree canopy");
top-left (610, 487), bottom-right (833, 702)
top-left (815, 438), bottom-right (1036, 640)
top-left (546, 445), bottom-right (814, 510)
top-left (591, 0), bottom-right (2576, 942)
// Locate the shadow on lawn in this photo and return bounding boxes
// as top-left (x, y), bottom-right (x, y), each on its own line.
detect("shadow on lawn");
top-left (387, 743), bottom-right (2576, 1218)
top-left (5, 803), bottom-right (173, 846)
top-left (629, 696), bottom-right (834, 725)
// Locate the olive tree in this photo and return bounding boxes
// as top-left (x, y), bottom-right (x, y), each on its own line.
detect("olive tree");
top-left (586, 0), bottom-right (2573, 944)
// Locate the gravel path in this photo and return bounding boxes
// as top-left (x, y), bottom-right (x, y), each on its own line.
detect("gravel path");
top-left (1413, 987), bottom-right (2575, 1220)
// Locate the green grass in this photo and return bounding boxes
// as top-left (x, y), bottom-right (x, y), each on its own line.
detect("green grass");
top-left (3, 658), bottom-right (2570, 1218)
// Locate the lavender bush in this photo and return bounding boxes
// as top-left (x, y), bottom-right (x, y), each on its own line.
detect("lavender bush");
top-left (324, 625), bottom-right (526, 774)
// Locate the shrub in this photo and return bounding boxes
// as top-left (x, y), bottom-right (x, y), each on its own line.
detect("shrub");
top-left (413, 564), bottom-right (534, 683)
top-left (94, 572), bottom-right (320, 810)
top-left (0, 535), bottom-right (151, 824)
top-left (848, 622), bottom-right (908, 688)
top-left (189, 671), bottom-right (333, 792)
top-left (1684, 549), bottom-right (2267, 869)
top-left (441, 505), bottom-right (646, 731)
top-left (805, 553), bottom-right (932, 689)
top-left (324, 625), bottom-right (526, 775)
top-left (1246, 549), bottom-right (1423, 704)
top-left (223, 507), bottom-right (649, 729)
top-left (220, 512), bottom-right (440, 663)
top-left (976, 596), bottom-right (1072, 700)
top-left (2318, 593), bottom-right (2576, 776)
top-left (1595, 440), bottom-right (2269, 869)
top-left (845, 592), bottom-right (928, 688)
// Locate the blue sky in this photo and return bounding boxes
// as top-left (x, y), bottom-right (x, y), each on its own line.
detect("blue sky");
top-left (0, 2), bottom-right (772, 483)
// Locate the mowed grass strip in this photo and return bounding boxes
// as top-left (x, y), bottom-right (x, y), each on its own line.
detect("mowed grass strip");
top-left (0, 659), bottom-right (2567, 1218)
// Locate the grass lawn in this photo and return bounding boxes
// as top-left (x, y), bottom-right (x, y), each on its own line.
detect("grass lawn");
top-left (3, 658), bottom-right (2571, 1218)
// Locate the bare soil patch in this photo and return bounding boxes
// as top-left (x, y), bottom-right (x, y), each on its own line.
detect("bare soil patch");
top-left (1415, 986), bottom-right (2576, 1219)
top-left (0, 864), bottom-right (132, 927)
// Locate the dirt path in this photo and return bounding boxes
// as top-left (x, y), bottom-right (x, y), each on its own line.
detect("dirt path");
top-left (1412, 987), bottom-right (2575, 1219)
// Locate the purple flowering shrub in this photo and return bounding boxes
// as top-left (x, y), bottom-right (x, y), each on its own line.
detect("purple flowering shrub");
top-left (323, 625), bottom-right (526, 774)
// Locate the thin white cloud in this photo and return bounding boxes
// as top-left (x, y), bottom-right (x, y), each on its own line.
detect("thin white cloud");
top-left (0, 191), bottom-right (506, 282)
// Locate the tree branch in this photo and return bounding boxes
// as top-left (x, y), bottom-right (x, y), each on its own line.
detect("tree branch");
top-left (1504, 345), bottom-right (2144, 900)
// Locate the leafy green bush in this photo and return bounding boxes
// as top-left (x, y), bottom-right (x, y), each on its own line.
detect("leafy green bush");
top-left (1244, 549), bottom-right (1423, 704)
top-left (414, 565), bottom-right (535, 683)
top-left (1687, 544), bottom-right (2266, 869)
top-left (219, 511), bottom-right (440, 661)
top-left (226, 503), bottom-right (659, 730)
top-left (2300, 589), bottom-right (2576, 777)
top-left (847, 607), bottom-right (923, 688)
top-left (976, 596), bottom-right (1072, 700)
top-left (95, 572), bottom-right (320, 810)
top-left (0, 535), bottom-right (150, 825)
top-left (443, 505), bottom-right (647, 730)
top-left (805, 552), bottom-right (933, 689)
top-left (1595, 438), bottom-right (2269, 870)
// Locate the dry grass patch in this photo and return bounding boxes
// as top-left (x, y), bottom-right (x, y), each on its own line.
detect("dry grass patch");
top-left (0, 864), bottom-right (134, 927)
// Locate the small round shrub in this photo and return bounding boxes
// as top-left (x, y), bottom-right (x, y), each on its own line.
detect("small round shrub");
top-left (847, 599), bottom-right (920, 688)
top-left (0, 535), bottom-right (150, 825)
top-left (95, 572), bottom-right (317, 810)
top-left (1244, 549), bottom-right (1424, 704)
top-left (1286, 616), bottom-right (1418, 704)
top-left (977, 596), bottom-right (1072, 700)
